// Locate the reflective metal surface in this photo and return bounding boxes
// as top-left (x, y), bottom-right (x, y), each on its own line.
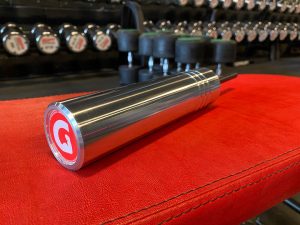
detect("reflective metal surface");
top-left (44, 68), bottom-right (220, 170)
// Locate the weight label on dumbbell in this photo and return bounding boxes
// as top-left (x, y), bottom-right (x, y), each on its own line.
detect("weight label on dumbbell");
top-left (223, 31), bottom-right (232, 40)
top-left (224, 0), bottom-right (232, 8)
top-left (38, 36), bottom-right (59, 54)
top-left (194, 0), bottom-right (205, 6)
top-left (48, 110), bottom-right (78, 162)
top-left (279, 30), bottom-right (288, 41)
top-left (247, 0), bottom-right (255, 10)
top-left (68, 35), bottom-right (87, 53)
top-left (270, 31), bottom-right (278, 41)
top-left (95, 34), bottom-right (111, 51)
top-left (210, 0), bottom-right (219, 8)
top-left (4, 35), bottom-right (29, 55)
top-left (235, 31), bottom-right (245, 43)
top-left (236, 0), bottom-right (244, 9)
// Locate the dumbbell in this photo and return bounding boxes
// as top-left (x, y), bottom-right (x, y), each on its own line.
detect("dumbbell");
top-left (209, 39), bottom-right (237, 76)
top-left (209, 0), bottom-right (234, 9)
top-left (258, 0), bottom-right (268, 10)
top-left (296, 1), bottom-right (300, 14)
top-left (267, 0), bottom-right (277, 11)
top-left (0, 23), bottom-right (30, 56)
top-left (174, 21), bottom-right (189, 35)
top-left (278, 23), bottom-right (289, 41)
top-left (287, 1), bottom-right (297, 13)
top-left (256, 22), bottom-right (269, 42)
top-left (104, 23), bottom-right (121, 48)
top-left (232, 22), bottom-right (246, 43)
top-left (117, 29), bottom-right (140, 85)
top-left (209, 0), bottom-right (220, 8)
top-left (192, 0), bottom-right (208, 7)
top-left (204, 22), bottom-right (218, 39)
top-left (59, 23), bottom-right (87, 53)
top-left (143, 20), bottom-right (155, 32)
top-left (156, 20), bottom-right (173, 32)
top-left (247, 0), bottom-right (267, 11)
top-left (31, 23), bottom-right (60, 55)
top-left (84, 24), bottom-right (112, 51)
top-left (277, 0), bottom-right (288, 12)
top-left (244, 22), bottom-right (258, 42)
top-left (245, 0), bottom-right (256, 10)
top-left (190, 21), bottom-right (203, 36)
top-left (161, 0), bottom-right (189, 6)
top-left (175, 37), bottom-right (207, 72)
top-left (288, 23), bottom-right (298, 41)
top-left (268, 23), bottom-right (280, 41)
top-left (153, 33), bottom-right (177, 76)
top-left (218, 22), bottom-right (233, 40)
top-left (138, 32), bottom-right (156, 82)
top-left (234, 0), bottom-right (246, 10)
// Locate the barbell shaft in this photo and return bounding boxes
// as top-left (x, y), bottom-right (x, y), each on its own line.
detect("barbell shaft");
top-left (45, 68), bottom-right (221, 170)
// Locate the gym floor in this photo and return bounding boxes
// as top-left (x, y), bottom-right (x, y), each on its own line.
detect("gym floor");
top-left (0, 57), bottom-right (299, 224)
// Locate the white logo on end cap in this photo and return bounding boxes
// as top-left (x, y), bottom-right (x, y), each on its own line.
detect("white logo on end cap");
top-left (53, 120), bottom-right (73, 154)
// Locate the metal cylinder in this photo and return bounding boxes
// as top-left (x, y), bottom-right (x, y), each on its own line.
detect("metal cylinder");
top-left (44, 68), bottom-right (220, 170)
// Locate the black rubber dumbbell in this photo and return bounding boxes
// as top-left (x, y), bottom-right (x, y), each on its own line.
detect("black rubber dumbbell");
top-left (175, 37), bottom-right (208, 72)
top-left (138, 32), bottom-right (157, 82)
top-left (117, 29), bottom-right (140, 85)
top-left (209, 39), bottom-right (237, 76)
top-left (153, 33), bottom-right (177, 76)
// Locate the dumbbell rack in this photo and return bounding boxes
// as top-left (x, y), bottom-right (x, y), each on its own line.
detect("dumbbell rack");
top-left (0, 0), bottom-right (299, 81)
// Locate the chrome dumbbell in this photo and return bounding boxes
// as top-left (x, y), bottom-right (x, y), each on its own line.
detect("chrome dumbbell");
top-left (244, 22), bottom-right (258, 42)
top-left (218, 22), bottom-right (233, 40)
top-left (84, 24), bottom-right (112, 51)
top-left (31, 23), bottom-right (60, 55)
top-left (277, 0), bottom-right (288, 12)
top-left (0, 23), bottom-right (30, 56)
top-left (59, 23), bottom-right (87, 53)
top-left (192, 0), bottom-right (208, 7)
top-left (278, 23), bottom-right (289, 41)
top-left (204, 22), bottom-right (218, 39)
top-left (288, 23), bottom-right (298, 41)
top-left (232, 22), bottom-right (246, 43)
top-left (267, 0), bottom-right (277, 11)
top-left (189, 21), bottom-right (203, 36)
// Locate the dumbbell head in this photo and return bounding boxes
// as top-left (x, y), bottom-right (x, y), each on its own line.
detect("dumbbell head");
top-left (153, 33), bottom-right (177, 58)
top-left (210, 39), bottom-right (237, 64)
top-left (175, 37), bottom-right (207, 64)
top-left (138, 69), bottom-right (154, 82)
top-left (117, 29), bottom-right (140, 52)
top-left (119, 65), bottom-right (140, 85)
top-left (138, 32), bottom-right (157, 56)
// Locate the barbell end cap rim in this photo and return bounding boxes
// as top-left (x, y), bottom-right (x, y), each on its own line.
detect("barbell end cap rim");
top-left (44, 102), bottom-right (84, 171)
